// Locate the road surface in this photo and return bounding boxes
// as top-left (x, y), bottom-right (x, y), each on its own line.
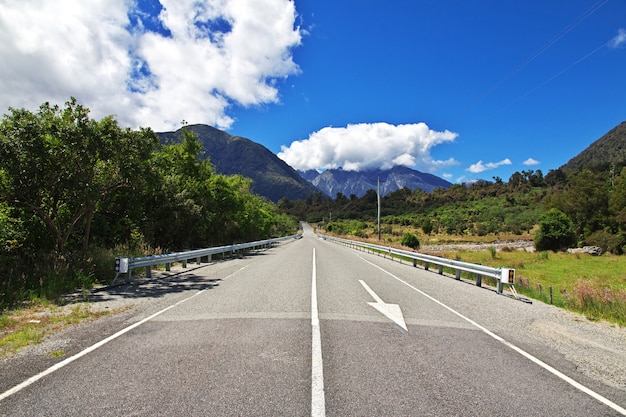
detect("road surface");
top-left (1, 225), bottom-right (625, 416)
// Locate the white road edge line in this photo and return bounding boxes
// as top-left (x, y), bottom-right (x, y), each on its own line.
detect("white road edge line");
top-left (356, 253), bottom-right (626, 416)
top-left (0, 290), bottom-right (206, 403)
top-left (311, 248), bottom-right (326, 417)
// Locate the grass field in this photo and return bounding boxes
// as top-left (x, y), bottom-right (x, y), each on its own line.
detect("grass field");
top-left (445, 250), bottom-right (626, 325)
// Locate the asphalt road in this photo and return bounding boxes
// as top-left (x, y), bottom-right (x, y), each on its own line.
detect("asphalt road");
top-left (1, 225), bottom-right (625, 416)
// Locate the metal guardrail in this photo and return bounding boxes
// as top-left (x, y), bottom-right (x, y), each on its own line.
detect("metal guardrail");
top-left (112, 234), bottom-right (301, 285)
top-left (318, 234), bottom-right (516, 294)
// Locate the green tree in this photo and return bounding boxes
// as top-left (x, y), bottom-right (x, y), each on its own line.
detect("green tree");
top-left (421, 218), bottom-right (433, 235)
top-left (0, 98), bottom-right (158, 259)
top-left (534, 208), bottom-right (577, 252)
top-left (609, 167), bottom-right (626, 230)
top-left (547, 169), bottom-right (609, 237)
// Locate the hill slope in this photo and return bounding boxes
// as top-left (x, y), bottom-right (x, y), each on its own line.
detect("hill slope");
top-left (560, 121), bottom-right (626, 174)
top-left (158, 124), bottom-right (320, 202)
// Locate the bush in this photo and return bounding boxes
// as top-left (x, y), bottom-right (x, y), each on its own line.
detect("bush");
top-left (401, 232), bottom-right (420, 250)
top-left (421, 219), bottom-right (433, 235)
top-left (534, 208), bottom-right (577, 252)
top-left (585, 230), bottom-right (626, 255)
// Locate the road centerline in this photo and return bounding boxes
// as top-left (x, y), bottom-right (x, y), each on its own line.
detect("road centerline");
top-left (311, 247), bottom-right (326, 417)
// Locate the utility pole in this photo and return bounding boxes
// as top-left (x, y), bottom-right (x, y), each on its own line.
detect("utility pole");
top-left (371, 175), bottom-right (386, 241)
top-left (377, 176), bottom-right (381, 241)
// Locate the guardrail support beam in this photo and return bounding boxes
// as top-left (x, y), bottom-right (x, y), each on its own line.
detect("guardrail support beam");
top-left (475, 274), bottom-right (482, 287)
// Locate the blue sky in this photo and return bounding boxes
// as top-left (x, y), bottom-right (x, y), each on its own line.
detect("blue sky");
top-left (1, 0), bottom-right (625, 184)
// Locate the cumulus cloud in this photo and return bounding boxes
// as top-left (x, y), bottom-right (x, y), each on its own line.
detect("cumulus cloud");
top-left (467, 158), bottom-right (512, 173)
top-left (277, 122), bottom-right (459, 172)
top-left (608, 28), bottom-right (626, 49)
top-left (0, 0), bottom-right (302, 131)
top-left (523, 158), bottom-right (540, 166)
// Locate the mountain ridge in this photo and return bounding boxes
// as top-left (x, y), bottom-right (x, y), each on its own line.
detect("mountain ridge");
top-left (301, 166), bottom-right (452, 198)
top-left (157, 124), bottom-right (320, 202)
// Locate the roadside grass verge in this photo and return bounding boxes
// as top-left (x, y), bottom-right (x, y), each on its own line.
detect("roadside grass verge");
top-left (0, 301), bottom-right (120, 358)
top-left (443, 250), bottom-right (626, 326)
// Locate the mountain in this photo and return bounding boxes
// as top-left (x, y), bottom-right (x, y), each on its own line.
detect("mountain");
top-left (560, 121), bottom-right (626, 174)
top-left (301, 166), bottom-right (452, 198)
top-left (157, 124), bottom-right (320, 202)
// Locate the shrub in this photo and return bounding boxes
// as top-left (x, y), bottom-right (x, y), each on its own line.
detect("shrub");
top-left (401, 232), bottom-right (420, 250)
top-left (421, 219), bottom-right (433, 235)
top-left (585, 230), bottom-right (625, 255)
top-left (534, 208), bottom-right (577, 252)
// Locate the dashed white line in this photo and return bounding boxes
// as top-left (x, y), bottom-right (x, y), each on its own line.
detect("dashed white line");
top-left (311, 248), bottom-right (326, 417)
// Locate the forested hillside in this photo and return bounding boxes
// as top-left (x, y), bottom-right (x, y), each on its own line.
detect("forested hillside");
top-left (560, 121), bottom-right (626, 174)
top-left (279, 166), bottom-right (626, 254)
top-left (0, 99), bottom-right (298, 308)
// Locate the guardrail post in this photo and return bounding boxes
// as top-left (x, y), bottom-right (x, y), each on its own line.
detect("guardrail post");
top-left (182, 259), bottom-right (187, 268)
top-left (196, 256), bottom-right (201, 265)
top-left (475, 273), bottom-right (482, 287)
top-left (438, 264), bottom-right (444, 275)
top-left (125, 270), bottom-right (131, 283)
top-left (166, 262), bottom-right (171, 272)
top-left (497, 281), bottom-right (504, 294)
top-left (455, 269), bottom-right (461, 280)
top-left (425, 262), bottom-right (429, 271)
top-left (146, 265), bottom-right (151, 278)
top-left (413, 259), bottom-right (417, 267)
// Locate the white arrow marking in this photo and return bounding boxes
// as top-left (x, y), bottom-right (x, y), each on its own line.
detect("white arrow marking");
top-left (359, 280), bottom-right (408, 332)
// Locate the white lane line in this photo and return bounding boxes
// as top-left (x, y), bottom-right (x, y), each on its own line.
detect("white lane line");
top-left (0, 290), bottom-right (206, 403)
top-left (311, 248), bottom-right (326, 417)
top-left (356, 253), bottom-right (626, 416)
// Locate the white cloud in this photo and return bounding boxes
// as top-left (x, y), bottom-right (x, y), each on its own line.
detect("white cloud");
top-left (467, 158), bottom-right (512, 173)
top-left (609, 28), bottom-right (626, 49)
top-left (277, 122), bottom-right (459, 172)
top-left (523, 158), bottom-right (540, 166)
top-left (0, 0), bottom-right (302, 131)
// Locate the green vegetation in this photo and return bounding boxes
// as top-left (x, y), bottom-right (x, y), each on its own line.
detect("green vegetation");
top-left (446, 250), bottom-right (626, 326)
top-left (401, 232), bottom-right (420, 249)
top-left (0, 99), bottom-right (298, 309)
top-left (283, 167), bottom-right (626, 254)
top-left (534, 208), bottom-right (577, 251)
top-left (0, 303), bottom-right (118, 358)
